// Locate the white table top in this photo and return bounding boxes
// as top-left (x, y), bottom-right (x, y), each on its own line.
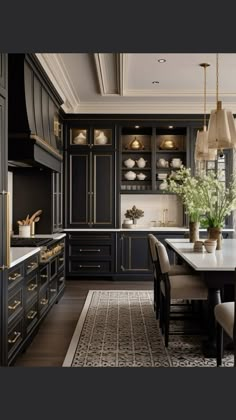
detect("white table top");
top-left (165, 238), bottom-right (236, 271)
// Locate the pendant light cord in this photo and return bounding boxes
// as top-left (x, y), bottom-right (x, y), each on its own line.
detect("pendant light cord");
top-left (216, 53), bottom-right (219, 107)
top-left (204, 64), bottom-right (206, 128)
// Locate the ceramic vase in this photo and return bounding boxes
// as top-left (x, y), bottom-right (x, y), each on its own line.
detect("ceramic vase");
top-left (208, 227), bottom-right (222, 250)
top-left (189, 221), bottom-right (200, 243)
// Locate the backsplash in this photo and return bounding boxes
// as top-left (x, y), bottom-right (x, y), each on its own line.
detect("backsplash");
top-left (120, 194), bottom-right (184, 227)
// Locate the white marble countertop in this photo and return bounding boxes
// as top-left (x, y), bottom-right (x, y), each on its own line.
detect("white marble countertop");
top-left (10, 247), bottom-right (40, 268)
top-left (12, 233), bottom-right (66, 240)
top-left (63, 228), bottom-right (234, 232)
top-left (165, 238), bottom-right (236, 271)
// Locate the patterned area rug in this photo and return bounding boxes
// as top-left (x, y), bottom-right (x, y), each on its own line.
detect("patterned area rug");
top-left (63, 290), bottom-right (233, 367)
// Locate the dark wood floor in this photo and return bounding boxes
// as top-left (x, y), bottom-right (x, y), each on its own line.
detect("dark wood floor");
top-left (14, 280), bottom-right (153, 367)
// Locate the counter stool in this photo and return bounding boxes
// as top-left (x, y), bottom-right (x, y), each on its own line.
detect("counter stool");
top-left (214, 302), bottom-right (236, 367)
top-left (155, 241), bottom-right (208, 347)
top-left (148, 234), bottom-right (193, 320)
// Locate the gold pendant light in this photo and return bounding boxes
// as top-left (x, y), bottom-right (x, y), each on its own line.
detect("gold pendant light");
top-left (195, 63), bottom-right (217, 161)
top-left (208, 53), bottom-right (236, 152)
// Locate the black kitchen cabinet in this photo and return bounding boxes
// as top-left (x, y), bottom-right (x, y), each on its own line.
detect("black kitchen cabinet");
top-left (68, 124), bottom-right (115, 149)
top-left (67, 151), bottom-right (116, 228)
top-left (66, 232), bottom-right (115, 277)
top-left (0, 54), bottom-right (8, 366)
top-left (52, 170), bottom-right (63, 232)
top-left (119, 232), bottom-right (152, 273)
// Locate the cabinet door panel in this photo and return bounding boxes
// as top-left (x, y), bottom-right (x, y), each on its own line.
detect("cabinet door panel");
top-left (120, 234), bottom-right (152, 272)
top-left (93, 153), bottom-right (115, 227)
top-left (69, 154), bottom-right (89, 226)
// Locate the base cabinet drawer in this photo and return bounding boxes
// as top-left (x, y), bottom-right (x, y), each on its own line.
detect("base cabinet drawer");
top-left (70, 244), bottom-right (112, 258)
top-left (8, 287), bottom-right (24, 323)
top-left (39, 289), bottom-right (49, 316)
top-left (49, 279), bottom-right (58, 303)
top-left (25, 300), bottom-right (38, 334)
top-left (69, 260), bottom-right (111, 274)
top-left (8, 316), bottom-right (24, 358)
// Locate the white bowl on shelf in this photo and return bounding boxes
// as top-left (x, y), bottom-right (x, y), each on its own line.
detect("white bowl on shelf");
top-left (124, 171), bottom-right (136, 180)
top-left (136, 173), bottom-right (147, 180)
top-left (124, 158), bottom-right (135, 168)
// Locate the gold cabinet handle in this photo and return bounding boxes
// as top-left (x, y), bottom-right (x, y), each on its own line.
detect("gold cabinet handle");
top-left (40, 274), bottom-right (48, 278)
top-left (8, 300), bottom-right (21, 310)
top-left (50, 288), bottom-right (57, 292)
top-left (59, 276), bottom-right (64, 281)
top-left (9, 272), bottom-right (21, 281)
top-left (79, 265), bottom-right (101, 269)
top-left (40, 298), bottom-right (48, 305)
top-left (27, 283), bottom-right (37, 291)
top-left (27, 262), bottom-right (38, 270)
top-left (27, 310), bottom-right (37, 320)
top-left (59, 257), bottom-right (64, 262)
top-left (8, 331), bottom-right (21, 344)
top-left (79, 249), bottom-right (101, 252)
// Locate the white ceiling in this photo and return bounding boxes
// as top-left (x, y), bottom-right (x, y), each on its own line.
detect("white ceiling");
top-left (36, 53), bottom-right (236, 114)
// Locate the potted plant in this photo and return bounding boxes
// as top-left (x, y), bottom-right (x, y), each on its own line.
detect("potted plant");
top-left (198, 170), bottom-right (236, 249)
top-left (167, 167), bottom-right (207, 242)
top-left (125, 205), bottom-right (144, 225)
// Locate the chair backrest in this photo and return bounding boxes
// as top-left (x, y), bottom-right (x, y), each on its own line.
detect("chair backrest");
top-left (156, 241), bottom-right (171, 274)
top-left (147, 234), bottom-right (159, 263)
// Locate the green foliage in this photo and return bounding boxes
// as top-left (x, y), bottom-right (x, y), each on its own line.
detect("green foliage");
top-left (125, 205), bottom-right (144, 221)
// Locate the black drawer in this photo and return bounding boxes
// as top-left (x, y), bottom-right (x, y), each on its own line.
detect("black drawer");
top-left (39, 264), bottom-right (49, 289)
top-left (25, 254), bottom-right (39, 275)
top-left (69, 244), bottom-right (112, 258)
top-left (8, 264), bottom-right (24, 290)
top-left (39, 289), bottom-right (49, 317)
top-left (8, 316), bottom-right (24, 357)
top-left (57, 272), bottom-right (65, 291)
top-left (69, 260), bottom-right (111, 274)
top-left (25, 273), bottom-right (38, 303)
top-left (68, 233), bottom-right (113, 242)
top-left (8, 287), bottom-right (24, 323)
top-left (25, 300), bottom-right (38, 334)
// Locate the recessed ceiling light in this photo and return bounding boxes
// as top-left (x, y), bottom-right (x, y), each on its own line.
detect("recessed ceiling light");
top-left (135, 125), bottom-right (140, 128)
top-left (158, 59), bottom-right (166, 63)
top-left (152, 81), bottom-right (159, 84)
top-left (168, 125), bottom-right (173, 129)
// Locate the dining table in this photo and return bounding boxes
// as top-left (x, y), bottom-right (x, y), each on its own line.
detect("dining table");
top-left (165, 238), bottom-right (236, 357)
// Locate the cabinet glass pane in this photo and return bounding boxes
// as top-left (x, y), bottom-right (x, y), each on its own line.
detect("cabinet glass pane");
top-left (71, 128), bottom-right (88, 145)
top-left (94, 129), bottom-right (112, 146)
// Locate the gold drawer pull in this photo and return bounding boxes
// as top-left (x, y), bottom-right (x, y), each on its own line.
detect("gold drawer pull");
top-left (79, 249), bottom-right (101, 252)
top-left (8, 300), bottom-right (21, 310)
top-left (50, 288), bottom-right (57, 293)
top-left (59, 277), bottom-right (64, 281)
top-left (79, 265), bottom-right (101, 269)
top-left (59, 258), bottom-right (64, 262)
top-left (8, 331), bottom-right (21, 344)
top-left (27, 262), bottom-right (38, 269)
top-left (40, 274), bottom-right (48, 278)
top-left (27, 310), bottom-right (37, 320)
top-left (27, 283), bottom-right (37, 292)
top-left (40, 298), bottom-right (48, 305)
top-left (9, 272), bottom-right (21, 281)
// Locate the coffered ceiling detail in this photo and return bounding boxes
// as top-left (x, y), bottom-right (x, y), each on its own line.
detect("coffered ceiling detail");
top-left (37, 53), bottom-right (236, 114)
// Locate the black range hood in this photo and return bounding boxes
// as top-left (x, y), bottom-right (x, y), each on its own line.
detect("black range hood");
top-left (8, 54), bottom-right (64, 172)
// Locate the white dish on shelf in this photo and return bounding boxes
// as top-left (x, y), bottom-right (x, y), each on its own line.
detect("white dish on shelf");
top-left (124, 171), bottom-right (136, 180)
top-left (136, 173), bottom-right (147, 180)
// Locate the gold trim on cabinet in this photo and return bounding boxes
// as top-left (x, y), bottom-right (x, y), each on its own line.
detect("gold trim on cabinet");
top-left (0, 191), bottom-right (10, 270)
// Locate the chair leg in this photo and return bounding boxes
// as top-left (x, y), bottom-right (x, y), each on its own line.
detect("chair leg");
top-left (159, 293), bottom-right (165, 334)
top-left (153, 277), bottom-right (156, 313)
top-left (164, 297), bottom-right (170, 347)
top-left (216, 322), bottom-right (223, 367)
top-left (156, 280), bottom-right (160, 320)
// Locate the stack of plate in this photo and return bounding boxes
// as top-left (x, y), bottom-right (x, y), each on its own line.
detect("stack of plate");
top-left (157, 173), bottom-right (168, 180)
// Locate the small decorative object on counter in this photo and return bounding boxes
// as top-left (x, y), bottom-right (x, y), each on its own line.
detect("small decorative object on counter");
top-left (136, 157), bottom-right (147, 168)
top-left (204, 239), bottom-right (217, 253)
top-left (127, 136), bottom-right (144, 150)
top-left (124, 171), bottom-right (136, 180)
top-left (125, 205), bottom-right (144, 225)
top-left (122, 219), bottom-right (133, 228)
top-left (193, 240), bottom-right (204, 252)
top-left (124, 158), bottom-right (135, 168)
top-left (17, 209), bottom-right (43, 236)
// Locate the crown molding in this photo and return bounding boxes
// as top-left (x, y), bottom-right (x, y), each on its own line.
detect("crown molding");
top-left (36, 53), bottom-right (80, 112)
top-left (94, 53), bottom-right (125, 96)
top-left (72, 100), bottom-right (236, 114)
top-left (123, 88), bottom-right (236, 98)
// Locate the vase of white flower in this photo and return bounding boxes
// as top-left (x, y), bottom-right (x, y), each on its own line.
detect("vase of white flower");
top-left (189, 221), bottom-right (200, 243)
top-left (208, 227), bottom-right (222, 250)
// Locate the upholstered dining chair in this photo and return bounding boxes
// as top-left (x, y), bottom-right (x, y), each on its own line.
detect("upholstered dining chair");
top-left (214, 298), bottom-right (236, 367)
top-left (147, 234), bottom-right (193, 320)
top-left (155, 241), bottom-right (208, 347)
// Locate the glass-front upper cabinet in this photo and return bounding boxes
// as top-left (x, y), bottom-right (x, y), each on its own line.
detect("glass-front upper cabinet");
top-left (69, 125), bottom-right (114, 148)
